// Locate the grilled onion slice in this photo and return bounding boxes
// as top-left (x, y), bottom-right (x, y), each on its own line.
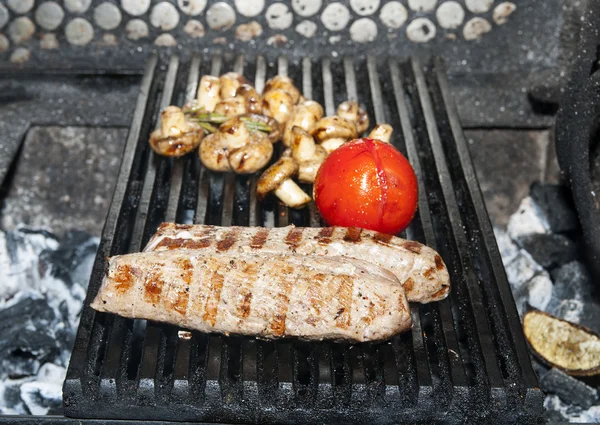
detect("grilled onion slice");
top-left (523, 310), bottom-right (600, 376)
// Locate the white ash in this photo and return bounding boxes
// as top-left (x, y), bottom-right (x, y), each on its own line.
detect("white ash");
top-left (507, 196), bottom-right (549, 242)
top-left (544, 395), bottom-right (600, 423)
top-left (493, 228), bottom-right (519, 266)
top-left (526, 272), bottom-right (553, 312)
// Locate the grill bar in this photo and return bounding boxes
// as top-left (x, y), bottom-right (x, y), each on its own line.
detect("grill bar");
top-left (64, 55), bottom-right (543, 424)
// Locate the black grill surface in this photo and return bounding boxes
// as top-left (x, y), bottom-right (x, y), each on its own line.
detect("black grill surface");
top-left (63, 54), bottom-right (544, 424)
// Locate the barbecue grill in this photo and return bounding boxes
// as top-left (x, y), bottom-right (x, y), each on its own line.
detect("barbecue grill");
top-left (58, 53), bottom-right (544, 424)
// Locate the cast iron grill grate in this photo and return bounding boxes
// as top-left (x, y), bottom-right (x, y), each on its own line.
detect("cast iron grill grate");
top-left (63, 54), bottom-right (544, 424)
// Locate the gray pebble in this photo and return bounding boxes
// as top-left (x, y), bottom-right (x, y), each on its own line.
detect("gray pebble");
top-left (94, 2), bottom-right (122, 31)
top-left (36, 2), bottom-right (65, 31)
top-left (150, 2), bottom-right (180, 31)
top-left (10, 47), bottom-right (31, 63)
top-left (121, 0), bottom-right (151, 17)
top-left (0, 4), bottom-right (9, 31)
top-left (65, 18), bottom-right (94, 46)
top-left (7, 0), bottom-right (34, 14)
top-left (9, 17), bottom-right (36, 44)
top-left (206, 2), bottom-right (236, 31)
top-left (125, 19), bottom-right (149, 40)
top-left (64, 0), bottom-right (92, 14)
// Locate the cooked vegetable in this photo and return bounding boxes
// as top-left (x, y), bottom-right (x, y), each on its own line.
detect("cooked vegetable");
top-left (337, 100), bottom-right (369, 134)
top-left (523, 310), bottom-right (600, 376)
top-left (256, 157), bottom-right (311, 208)
top-left (282, 100), bottom-right (324, 147)
top-left (314, 138), bottom-right (418, 234)
top-left (290, 127), bottom-right (327, 183)
top-left (219, 72), bottom-right (248, 99)
top-left (368, 124), bottom-right (393, 144)
top-left (196, 75), bottom-right (221, 112)
top-left (263, 75), bottom-right (301, 104)
top-left (149, 106), bottom-right (204, 157)
top-left (262, 89), bottom-right (295, 124)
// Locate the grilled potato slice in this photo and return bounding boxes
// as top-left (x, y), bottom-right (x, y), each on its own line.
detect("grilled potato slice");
top-left (523, 310), bottom-right (600, 376)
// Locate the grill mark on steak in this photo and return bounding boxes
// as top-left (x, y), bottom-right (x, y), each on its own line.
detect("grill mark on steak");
top-left (237, 261), bottom-right (258, 320)
top-left (316, 227), bottom-right (334, 245)
top-left (402, 240), bottom-right (423, 254)
top-left (343, 227), bottom-right (362, 243)
top-left (431, 287), bottom-right (449, 299)
top-left (306, 273), bottom-right (327, 325)
top-left (285, 227), bottom-right (304, 250)
top-left (373, 232), bottom-right (393, 244)
top-left (270, 265), bottom-right (295, 336)
top-left (143, 267), bottom-right (166, 305)
top-left (203, 264), bottom-right (225, 326)
top-left (166, 258), bottom-right (192, 315)
top-left (217, 228), bottom-right (239, 252)
top-left (435, 255), bottom-right (444, 270)
top-left (156, 237), bottom-right (212, 250)
top-left (250, 228), bottom-right (270, 249)
top-left (423, 267), bottom-right (436, 280)
top-left (113, 264), bottom-right (136, 293)
top-left (333, 275), bottom-right (353, 329)
top-left (403, 277), bottom-right (415, 292)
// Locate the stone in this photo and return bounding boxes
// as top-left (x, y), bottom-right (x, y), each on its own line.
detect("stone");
top-left (177, 0), bottom-right (207, 16)
top-left (295, 20), bottom-right (317, 38)
top-left (493, 228), bottom-right (519, 266)
top-left (530, 183), bottom-right (579, 234)
top-left (150, 2), bottom-right (180, 31)
top-left (465, 0), bottom-right (493, 13)
top-left (121, 0), bottom-right (151, 17)
top-left (94, 2), bottom-right (122, 31)
top-left (20, 381), bottom-right (62, 415)
top-left (125, 19), bottom-right (149, 40)
top-left (0, 4), bottom-right (9, 30)
top-left (292, 0), bottom-right (322, 17)
top-left (64, 0), bottom-right (92, 14)
top-left (350, 18), bottom-right (378, 43)
top-left (235, 0), bottom-right (265, 17)
top-left (206, 2), bottom-right (236, 31)
top-left (35, 2), bottom-right (64, 31)
top-left (9, 48), bottom-right (31, 64)
top-left (518, 233), bottom-right (578, 269)
top-left (493, 2), bottom-right (517, 25)
top-left (154, 33), bottom-right (177, 46)
top-left (321, 2), bottom-right (351, 31)
top-left (406, 18), bottom-right (436, 43)
top-left (436, 1), bottom-right (464, 29)
top-left (463, 17), bottom-right (492, 41)
top-left (550, 261), bottom-right (593, 300)
top-left (350, 0), bottom-right (380, 16)
top-left (0, 34), bottom-right (10, 53)
top-left (526, 272), bottom-right (553, 312)
top-left (379, 1), bottom-right (407, 29)
top-left (540, 369), bottom-right (599, 409)
top-left (505, 251), bottom-right (542, 290)
top-left (548, 299), bottom-right (584, 324)
top-left (266, 3), bottom-right (293, 30)
top-left (8, 17), bottom-right (36, 44)
top-left (65, 18), bottom-right (94, 46)
top-left (507, 197), bottom-right (549, 243)
top-left (40, 33), bottom-right (59, 49)
top-left (408, 0), bottom-right (437, 12)
top-left (184, 19), bottom-right (205, 38)
top-left (7, 0), bottom-right (34, 14)
top-left (235, 21), bottom-right (262, 42)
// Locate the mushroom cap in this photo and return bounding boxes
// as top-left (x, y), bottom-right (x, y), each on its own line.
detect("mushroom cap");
top-left (214, 96), bottom-right (247, 117)
top-left (368, 123), bottom-right (393, 143)
top-left (262, 89), bottom-right (295, 124)
top-left (236, 83), bottom-right (262, 114)
top-left (240, 113), bottom-right (282, 144)
top-left (219, 72), bottom-right (249, 99)
top-left (228, 131), bottom-right (274, 174)
top-left (337, 100), bottom-right (370, 134)
top-left (198, 133), bottom-right (232, 172)
top-left (256, 157), bottom-right (299, 200)
top-left (149, 110), bottom-right (204, 158)
top-left (312, 116), bottom-right (359, 143)
top-left (264, 75), bottom-right (301, 104)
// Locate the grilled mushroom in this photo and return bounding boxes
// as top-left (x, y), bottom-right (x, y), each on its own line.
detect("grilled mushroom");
top-left (219, 116), bottom-right (252, 149)
top-left (264, 75), bottom-right (301, 104)
top-left (262, 89), bottom-right (295, 124)
top-left (337, 100), bottom-right (369, 134)
top-left (290, 126), bottom-right (327, 183)
top-left (282, 100), bottom-right (324, 146)
top-left (256, 157), bottom-right (311, 208)
top-left (368, 124), bottom-right (393, 143)
top-left (149, 106), bottom-right (204, 157)
top-left (196, 75), bottom-right (221, 112)
top-left (228, 131), bottom-right (274, 174)
top-left (312, 116), bottom-right (359, 143)
top-left (523, 310), bottom-right (600, 376)
top-left (220, 72), bottom-right (248, 99)
top-left (214, 96), bottom-right (247, 117)
top-left (198, 133), bottom-right (231, 172)
top-left (236, 83), bottom-right (262, 114)
top-left (240, 113), bottom-right (282, 144)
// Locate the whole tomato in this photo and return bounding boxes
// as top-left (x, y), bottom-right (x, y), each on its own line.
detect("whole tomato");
top-left (313, 138), bottom-right (418, 234)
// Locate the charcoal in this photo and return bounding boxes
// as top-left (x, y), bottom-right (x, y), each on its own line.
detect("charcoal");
top-left (518, 233), bottom-right (578, 268)
top-left (20, 381), bottom-right (62, 415)
top-left (548, 299), bottom-right (585, 324)
top-left (507, 197), bottom-right (549, 242)
top-left (551, 261), bottom-right (593, 300)
top-left (505, 251), bottom-right (543, 289)
top-left (540, 368), bottom-right (599, 409)
top-left (530, 182), bottom-right (579, 233)
top-left (526, 272), bottom-right (553, 311)
top-left (493, 228), bottom-right (519, 266)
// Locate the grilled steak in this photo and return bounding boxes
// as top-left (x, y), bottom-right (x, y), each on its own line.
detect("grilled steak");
top-left (143, 223), bottom-right (450, 304)
top-left (91, 251), bottom-right (411, 342)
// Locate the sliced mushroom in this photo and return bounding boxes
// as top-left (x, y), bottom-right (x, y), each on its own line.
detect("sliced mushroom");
top-left (236, 83), bottom-right (263, 114)
top-left (320, 137), bottom-right (347, 155)
top-left (214, 96), bottom-right (247, 117)
top-left (198, 133), bottom-right (231, 172)
top-left (312, 116), bottom-right (359, 143)
top-left (282, 100), bottom-right (324, 147)
top-left (196, 75), bottom-right (221, 112)
top-left (256, 157), bottom-right (311, 208)
top-left (368, 124), bottom-right (393, 143)
top-left (262, 89), bottom-right (295, 124)
top-left (149, 106), bottom-right (204, 157)
top-left (228, 131), bottom-right (274, 174)
top-left (220, 72), bottom-right (248, 99)
top-left (290, 127), bottom-right (328, 183)
top-left (337, 100), bottom-right (370, 134)
top-left (523, 310), bottom-right (600, 376)
top-left (264, 75), bottom-right (301, 104)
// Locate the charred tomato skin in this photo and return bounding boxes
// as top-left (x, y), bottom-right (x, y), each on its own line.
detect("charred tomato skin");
top-left (313, 138), bottom-right (418, 235)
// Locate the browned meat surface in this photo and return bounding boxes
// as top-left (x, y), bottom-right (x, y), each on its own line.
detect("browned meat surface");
top-left (90, 251), bottom-right (411, 343)
top-left (143, 223), bottom-right (451, 304)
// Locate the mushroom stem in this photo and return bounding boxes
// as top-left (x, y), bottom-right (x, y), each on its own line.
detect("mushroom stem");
top-left (161, 106), bottom-right (188, 136)
top-left (368, 124), bottom-right (393, 143)
top-left (274, 179), bottom-right (311, 208)
top-left (320, 137), bottom-right (347, 154)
